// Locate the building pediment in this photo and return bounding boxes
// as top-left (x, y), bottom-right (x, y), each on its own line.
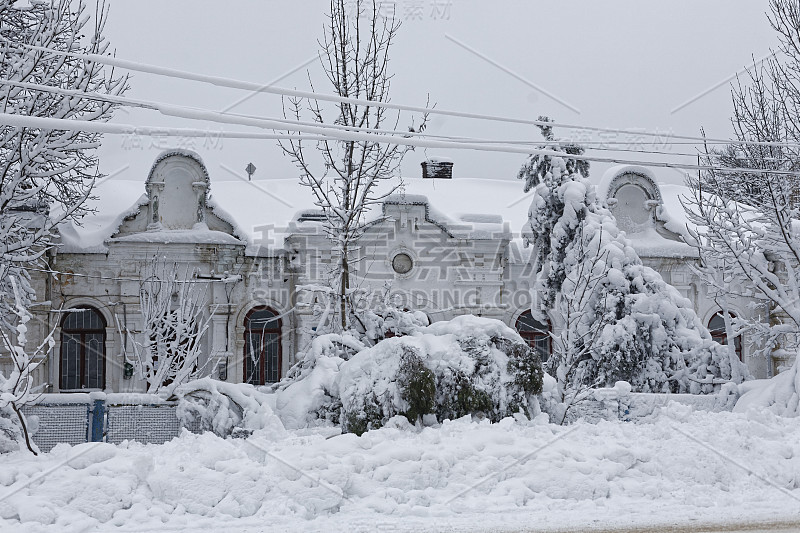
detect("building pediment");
top-left (109, 150), bottom-right (243, 247)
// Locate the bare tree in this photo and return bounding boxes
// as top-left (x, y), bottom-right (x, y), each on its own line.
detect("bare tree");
top-left (0, 0), bottom-right (127, 320)
top-left (688, 0), bottom-right (800, 372)
top-left (685, 163), bottom-right (800, 370)
top-left (700, 0), bottom-right (800, 201)
top-left (279, 0), bottom-right (427, 332)
top-left (0, 0), bottom-right (125, 453)
top-left (0, 276), bottom-right (55, 454)
top-left (127, 259), bottom-right (214, 395)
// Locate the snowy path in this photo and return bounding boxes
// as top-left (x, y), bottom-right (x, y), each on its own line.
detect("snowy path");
top-left (1, 403), bottom-right (799, 533)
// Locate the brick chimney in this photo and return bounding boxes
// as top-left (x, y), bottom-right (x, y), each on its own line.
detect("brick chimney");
top-left (421, 158), bottom-right (453, 179)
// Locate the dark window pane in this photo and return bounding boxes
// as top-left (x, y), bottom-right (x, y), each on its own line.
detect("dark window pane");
top-left (709, 314), bottom-right (726, 333)
top-left (516, 311), bottom-right (550, 362)
top-left (61, 308), bottom-right (105, 390)
top-left (245, 332), bottom-right (262, 385)
top-left (535, 335), bottom-right (550, 362)
top-left (708, 313), bottom-right (742, 361)
top-left (63, 308), bottom-right (104, 331)
top-left (246, 309), bottom-right (279, 331)
top-left (85, 334), bottom-right (104, 389)
top-left (244, 308), bottom-right (282, 385)
top-left (265, 333), bottom-right (279, 383)
top-left (516, 311), bottom-right (548, 333)
top-left (61, 334), bottom-right (80, 390)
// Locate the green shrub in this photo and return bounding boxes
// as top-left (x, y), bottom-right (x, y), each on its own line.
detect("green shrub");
top-left (336, 318), bottom-right (546, 434)
top-left (398, 350), bottom-right (436, 424)
top-left (343, 395), bottom-right (384, 436)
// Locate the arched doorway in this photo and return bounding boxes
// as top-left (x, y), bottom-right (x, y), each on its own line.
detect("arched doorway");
top-left (244, 307), bottom-right (282, 384)
top-left (515, 311), bottom-right (551, 362)
top-left (708, 312), bottom-right (743, 361)
top-left (60, 307), bottom-right (106, 390)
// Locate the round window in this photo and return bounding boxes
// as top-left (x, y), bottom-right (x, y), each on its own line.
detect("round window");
top-left (392, 253), bottom-right (413, 274)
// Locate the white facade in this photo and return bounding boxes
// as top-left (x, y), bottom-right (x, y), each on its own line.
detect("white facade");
top-left (4, 151), bottom-right (777, 393)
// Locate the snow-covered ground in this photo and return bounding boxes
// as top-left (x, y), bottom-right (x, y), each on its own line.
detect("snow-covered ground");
top-left (1, 403), bottom-right (799, 533)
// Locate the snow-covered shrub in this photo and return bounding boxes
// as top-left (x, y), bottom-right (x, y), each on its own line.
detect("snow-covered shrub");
top-left (0, 406), bottom-right (22, 454)
top-left (338, 341), bottom-right (417, 435)
top-left (338, 342), bottom-right (438, 435)
top-left (171, 378), bottom-right (285, 439)
top-left (429, 327), bottom-right (543, 423)
top-left (358, 300), bottom-right (431, 343)
top-left (397, 349), bottom-right (436, 424)
top-left (275, 315), bottom-right (544, 434)
top-left (274, 332), bottom-right (368, 429)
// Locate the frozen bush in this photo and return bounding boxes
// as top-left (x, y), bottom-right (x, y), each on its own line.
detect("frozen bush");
top-left (0, 406), bottom-right (21, 454)
top-left (276, 315), bottom-right (544, 434)
top-left (172, 378), bottom-right (285, 439)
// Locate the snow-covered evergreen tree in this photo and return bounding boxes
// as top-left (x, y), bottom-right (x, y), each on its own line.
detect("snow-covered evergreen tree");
top-left (521, 127), bottom-right (748, 394)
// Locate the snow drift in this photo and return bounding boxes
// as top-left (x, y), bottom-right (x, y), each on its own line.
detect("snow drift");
top-left (1, 405), bottom-right (799, 532)
top-left (735, 357), bottom-right (800, 417)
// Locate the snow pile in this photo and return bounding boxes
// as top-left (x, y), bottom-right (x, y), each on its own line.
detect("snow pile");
top-left (275, 316), bottom-right (543, 433)
top-left (565, 382), bottom-right (739, 423)
top-left (171, 378), bottom-right (285, 438)
top-left (735, 358), bottom-right (800, 417)
top-left (273, 333), bottom-right (353, 430)
top-left (1, 406), bottom-right (799, 532)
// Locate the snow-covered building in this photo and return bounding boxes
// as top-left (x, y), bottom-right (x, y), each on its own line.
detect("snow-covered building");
top-left (11, 151), bottom-right (773, 394)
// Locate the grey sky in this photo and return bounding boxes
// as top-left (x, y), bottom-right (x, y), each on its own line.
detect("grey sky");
top-left (97, 1), bottom-right (776, 188)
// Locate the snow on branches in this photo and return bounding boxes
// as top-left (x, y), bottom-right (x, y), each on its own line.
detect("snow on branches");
top-left (0, 276), bottom-right (55, 454)
top-left (684, 0), bottom-right (800, 370)
top-left (279, 0), bottom-right (428, 332)
top-left (127, 258), bottom-right (214, 395)
top-left (523, 155), bottom-right (747, 396)
top-left (0, 0), bottom-right (127, 324)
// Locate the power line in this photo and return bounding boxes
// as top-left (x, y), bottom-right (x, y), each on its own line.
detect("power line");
top-left (4, 111), bottom-right (800, 177)
top-left (8, 39), bottom-right (800, 151)
top-left (3, 78), bottom-right (797, 166)
top-left (0, 78), bottom-right (753, 156)
top-left (2, 78), bottom-right (704, 153)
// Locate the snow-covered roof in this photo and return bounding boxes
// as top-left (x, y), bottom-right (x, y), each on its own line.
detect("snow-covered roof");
top-left (56, 156), bottom-right (699, 260)
top-left (56, 166), bottom-right (531, 254)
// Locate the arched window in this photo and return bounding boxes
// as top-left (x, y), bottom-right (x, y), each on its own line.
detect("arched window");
top-left (708, 312), bottom-right (743, 361)
top-left (244, 307), bottom-right (282, 385)
top-left (60, 307), bottom-right (106, 390)
top-left (515, 311), bottom-right (551, 362)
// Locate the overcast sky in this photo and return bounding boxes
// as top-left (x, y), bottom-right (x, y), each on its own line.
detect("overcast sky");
top-left (96, 1), bottom-right (777, 189)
